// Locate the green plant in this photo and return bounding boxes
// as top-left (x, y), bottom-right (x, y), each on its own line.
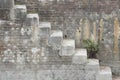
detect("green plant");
top-left (83, 39), bottom-right (99, 58)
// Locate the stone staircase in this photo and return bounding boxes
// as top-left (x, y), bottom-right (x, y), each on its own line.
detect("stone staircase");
top-left (0, 4), bottom-right (113, 80)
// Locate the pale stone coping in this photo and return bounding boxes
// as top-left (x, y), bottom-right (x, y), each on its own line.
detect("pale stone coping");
top-left (62, 39), bottom-right (75, 47)
top-left (27, 13), bottom-right (39, 19)
top-left (99, 66), bottom-right (112, 75)
top-left (85, 59), bottom-right (100, 71)
top-left (72, 49), bottom-right (87, 64)
top-left (86, 59), bottom-right (99, 66)
top-left (96, 66), bottom-right (112, 80)
top-left (60, 39), bottom-right (75, 56)
top-left (14, 5), bottom-right (27, 9)
top-left (39, 22), bottom-right (51, 28)
top-left (0, 62), bottom-right (98, 71)
top-left (50, 30), bottom-right (63, 37)
top-left (49, 30), bottom-right (63, 49)
top-left (74, 49), bottom-right (87, 56)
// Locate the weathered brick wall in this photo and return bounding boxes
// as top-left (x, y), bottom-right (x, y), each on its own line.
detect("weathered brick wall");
top-left (15, 0), bottom-right (120, 13)
top-left (0, 0), bottom-right (119, 76)
top-left (0, 0), bottom-right (120, 61)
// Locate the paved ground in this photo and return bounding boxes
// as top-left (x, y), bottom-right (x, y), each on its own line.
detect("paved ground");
top-left (113, 75), bottom-right (120, 80)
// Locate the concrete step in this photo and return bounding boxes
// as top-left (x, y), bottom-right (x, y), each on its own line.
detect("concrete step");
top-left (49, 30), bottom-right (63, 50)
top-left (26, 13), bottom-right (39, 26)
top-left (14, 5), bottom-right (27, 20)
top-left (38, 22), bottom-right (51, 38)
top-left (59, 39), bottom-right (75, 56)
top-left (72, 49), bottom-right (87, 64)
top-left (85, 59), bottom-right (100, 71)
top-left (38, 22), bottom-right (51, 45)
top-left (96, 66), bottom-right (112, 80)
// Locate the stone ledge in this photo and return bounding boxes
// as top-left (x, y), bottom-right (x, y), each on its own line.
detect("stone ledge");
top-left (59, 39), bottom-right (75, 56)
top-left (38, 22), bottom-right (51, 38)
top-left (0, 62), bottom-right (100, 71)
top-left (85, 59), bottom-right (100, 71)
top-left (26, 13), bottom-right (39, 26)
top-left (14, 5), bottom-right (26, 9)
top-left (96, 66), bottom-right (112, 80)
top-left (14, 5), bottom-right (27, 19)
top-left (39, 22), bottom-right (51, 28)
top-left (27, 13), bottom-right (39, 19)
top-left (49, 30), bottom-right (63, 50)
top-left (72, 49), bottom-right (87, 64)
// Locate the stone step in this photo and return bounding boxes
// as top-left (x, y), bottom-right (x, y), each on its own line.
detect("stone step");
top-left (26, 13), bottom-right (40, 44)
top-left (38, 22), bottom-right (51, 38)
top-left (85, 59), bottom-right (100, 71)
top-left (26, 13), bottom-right (39, 26)
top-left (14, 5), bottom-right (27, 20)
top-left (59, 39), bottom-right (75, 56)
top-left (72, 49), bottom-right (87, 64)
top-left (49, 30), bottom-right (63, 50)
top-left (96, 66), bottom-right (112, 80)
top-left (38, 22), bottom-right (51, 46)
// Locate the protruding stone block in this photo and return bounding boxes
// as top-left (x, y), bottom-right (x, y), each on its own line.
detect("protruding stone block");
top-left (39, 22), bottom-right (51, 38)
top-left (59, 39), bottom-right (75, 56)
top-left (26, 13), bottom-right (39, 43)
top-left (14, 5), bottom-right (27, 20)
top-left (72, 49), bottom-right (87, 64)
top-left (49, 30), bottom-right (63, 50)
top-left (26, 13), bottom-right (39, 26)
top-left (38, 22), bottom-right (51, 46)
top-left (85, 59), bottom-right (99, 71)
top-left (0, 0), bottom-right (14, 8)
top-left (96, 66), bottom-right (112, 80)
